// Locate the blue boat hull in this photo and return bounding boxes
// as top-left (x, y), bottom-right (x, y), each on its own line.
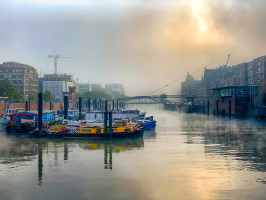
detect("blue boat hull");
top-left (141, 121), bottom-right (156, 130)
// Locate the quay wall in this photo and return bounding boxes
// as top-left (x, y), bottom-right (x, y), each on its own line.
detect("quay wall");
top-left (0, 103), bottom-right (74, 114)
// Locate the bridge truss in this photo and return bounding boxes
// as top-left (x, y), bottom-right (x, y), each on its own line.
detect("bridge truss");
top-left (114, 95), bottom-right (208, 105)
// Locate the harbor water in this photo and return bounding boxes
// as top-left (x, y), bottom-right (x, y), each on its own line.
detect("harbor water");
top-left (0, 105), bottom-right (266, 200)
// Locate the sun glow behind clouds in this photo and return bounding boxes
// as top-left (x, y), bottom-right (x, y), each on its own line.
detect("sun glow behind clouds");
top-left (190, 0), bottom-right (207, 34)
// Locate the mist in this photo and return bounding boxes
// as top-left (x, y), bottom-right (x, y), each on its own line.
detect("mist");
top-left (0, 0), bottom-right (265, 95)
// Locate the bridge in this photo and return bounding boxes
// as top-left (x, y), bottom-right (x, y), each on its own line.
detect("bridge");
top-left (114, 95), bottom-right (208, 105)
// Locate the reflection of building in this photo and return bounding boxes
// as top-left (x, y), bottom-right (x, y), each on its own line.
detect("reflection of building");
top-left (39, 74), bottom-right (77, 103)
top-left (0, 62), bottom-right (38, 99)
top-left (0, 138), bottom-right (144, 185)
top-left (203, 125), bottom-right (266, 172)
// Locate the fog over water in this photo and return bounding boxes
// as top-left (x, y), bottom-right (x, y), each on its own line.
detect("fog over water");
top-left (1, 105), bottom-right (266, 200)
top-left (0, 0), bottom-right (265, 95)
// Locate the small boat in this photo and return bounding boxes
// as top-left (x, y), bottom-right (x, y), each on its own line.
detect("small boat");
top-left (137, 119), bottom-right (156, 130)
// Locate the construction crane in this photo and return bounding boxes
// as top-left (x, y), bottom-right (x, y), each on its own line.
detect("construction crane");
top-left (225, 54), bottom-right (230, 67)
top-left (48, 52), bottom-right (73, 75)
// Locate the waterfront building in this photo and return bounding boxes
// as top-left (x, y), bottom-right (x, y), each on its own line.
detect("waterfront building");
top-left (233, 63), bottom-right (248, 86)
top-left (252, 56), bottom-right (266, 86)
top-left (0, 62), bottom-right (38, 99)
top-left (105, 83), bottom-right (125, 96)
top-left (181, 73), bottom-right (202, 96)
top-left (212, 86), bottom-right (264, 117)
top-left (40, 74), bottom-right (76, 103)
top-left (90, 83), bottom-right (102, 91)
top-left (79, 83), bottom-right (90, 92)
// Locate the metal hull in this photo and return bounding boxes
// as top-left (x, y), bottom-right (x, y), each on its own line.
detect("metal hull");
top-left (29, 128), bottom-right (144, 139)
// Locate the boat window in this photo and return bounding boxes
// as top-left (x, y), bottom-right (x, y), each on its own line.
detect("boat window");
top-left (81, 128), bottom-right (91, 133)
top-left (96, 128), bottom-right (101, 133)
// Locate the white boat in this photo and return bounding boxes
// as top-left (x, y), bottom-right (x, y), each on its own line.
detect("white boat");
top-left (86, 110), bottom-right (146, 121)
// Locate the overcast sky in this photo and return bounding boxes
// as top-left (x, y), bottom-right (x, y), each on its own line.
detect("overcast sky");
top-left (0, 0), bottom-right (265, 95)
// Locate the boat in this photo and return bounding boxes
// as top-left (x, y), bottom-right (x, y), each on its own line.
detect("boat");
top-left (86, 109), bottom-right (146, 121)
top-left (6, 111), bottom-right (55, 135)
top-left (30, 122), bottom-right (144, 139)
top-left (137, 119), bottom-right (156, 130)
top-left (0, 116), bottom-right (9, 131)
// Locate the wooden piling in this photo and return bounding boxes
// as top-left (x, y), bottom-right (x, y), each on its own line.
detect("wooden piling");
top-left (38, 93), bottom-right (43, 137)
top-left (109, 112), bottom-right (112, 138)
top-left (79, 97), bottom-right (82, 120)
top-left (64, 96), bottom-right (68, 119)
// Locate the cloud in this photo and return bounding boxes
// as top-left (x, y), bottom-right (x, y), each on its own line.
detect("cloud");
top-left (0, 0), bottom-right (265, 95)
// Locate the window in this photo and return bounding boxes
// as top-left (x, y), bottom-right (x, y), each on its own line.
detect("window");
top-left (5, 74), bottom-right (11, 79)
top-left (0, 69), bottom-right (2, 73)
top-left (6, 69), bottom-right (9, 72)
top-left (11, 75), bottom-right (17, 79)
top-left (0, 75), bottom-right (4, 79)
top-left (81, 128), bottom-right (91, 133)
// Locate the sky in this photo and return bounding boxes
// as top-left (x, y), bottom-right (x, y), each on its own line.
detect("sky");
top-left (0, 0), bottom-right (265, 95)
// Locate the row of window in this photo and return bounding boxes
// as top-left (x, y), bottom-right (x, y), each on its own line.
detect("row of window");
top-left (0, 74), bottom-right (24, 79)
top-left (0, 69), bottom-right (23, 73)
top-left (11, 80), bottom-right (23, 84)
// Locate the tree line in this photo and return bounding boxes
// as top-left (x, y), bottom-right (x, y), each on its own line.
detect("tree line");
top-left (0, 79), bottom-right (54, 102)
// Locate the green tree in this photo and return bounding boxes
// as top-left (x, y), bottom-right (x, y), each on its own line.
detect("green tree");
top-left (0, 79), bottom-right (12, 96)
top-left (3, 87), bottom-right (21, 101)
top-left (77, 90), bottom-right (112, 100)
top-left (43, 90), bottom-right (55, 102)
top-left (29, 94), bottom-right (38, 102)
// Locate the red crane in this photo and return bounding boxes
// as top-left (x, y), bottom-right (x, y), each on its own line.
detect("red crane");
top-left (48, 52), bottom-right (73, 75)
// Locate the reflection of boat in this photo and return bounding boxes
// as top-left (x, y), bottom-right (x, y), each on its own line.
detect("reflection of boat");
top-left (78, 137), bottom-right (144, 152)
top-left (0, 117), bottom-right (9, 130)
top-left (30, 127), bottom-right (144, 139)
top-left (143, 129), bottom-right (157, 139)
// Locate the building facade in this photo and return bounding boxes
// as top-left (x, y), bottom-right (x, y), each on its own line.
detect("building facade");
top-left (105, 83), bottom-right (125, 96)
top-left (79, 83), bottom-right (90, 92)
top-left (0, 62), bottom-right (38, 99)
top-left (40, 74), bottom-right (76, 103)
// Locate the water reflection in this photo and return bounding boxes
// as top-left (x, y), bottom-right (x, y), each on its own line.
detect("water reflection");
top-left (1, 108), bottom-right (266, 200)
top-left (38, 143), bottom-right (43, 185)
top-left (143, 130), bottom-right (157, 140)
top-left (0, 136), bottom-right (144, 185)
top-left (180, 114), bottom-right (266, 173)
